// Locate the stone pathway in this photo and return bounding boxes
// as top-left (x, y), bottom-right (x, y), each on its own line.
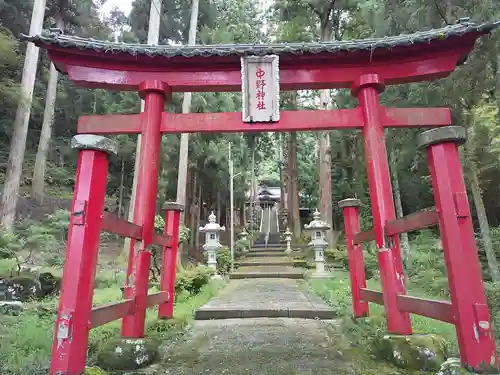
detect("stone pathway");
top-left (154, 241), bottom-right (413, 375)
top-left (159, 318), bottom-right (415, 375)
top-left (160, 318), bottom-right (348, 375)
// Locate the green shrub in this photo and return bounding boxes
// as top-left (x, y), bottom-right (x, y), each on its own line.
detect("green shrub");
top-left (323, 246), bottom-right (379, 279)
top-left (411, 268), bottom-right (449, 297)
top-left (364, 251), bottom-right (379, 279)
top-left (153, 215), bottom-right (190, 244)
top-left (175, 265), bottom-right (214, 295)
top-left (325, 247), bottom-right (346, 266)
top-left (214, 247), bottom-right (231, 275)
top-left (234, 239), bottom-right (249, 258)
top-left (484, 282), bottom-right (500, 341)
top-left (0, 230), bottom-right (23, 260)
top-left (484, 282), bottom-right (500, 315)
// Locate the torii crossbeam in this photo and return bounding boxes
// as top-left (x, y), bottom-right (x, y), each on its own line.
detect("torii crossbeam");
top-left (77, 107), bottom-right (451, 134)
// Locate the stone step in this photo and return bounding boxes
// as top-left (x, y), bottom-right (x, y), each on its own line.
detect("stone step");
top-left (195, 306), bottom-right (333, 320)
top-left (249, 247), bottom-right (285, 252)
top-left (238, 260), bottom-right (294, 267)
top-left (229, 267), bottom-right (304, 280)
top-left (253, 244), bottom-right (283, 248)
top-left (246, 252), bottom-right (288, 258)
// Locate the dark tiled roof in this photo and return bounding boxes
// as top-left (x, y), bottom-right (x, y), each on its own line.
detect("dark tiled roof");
top-left (21, 19), bottom-right (499, 59)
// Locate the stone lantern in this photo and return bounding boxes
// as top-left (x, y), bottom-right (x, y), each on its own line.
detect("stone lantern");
top-left (284, 227), bottom-right (293, 254)
top-left (239, 228), bottom-right (249, 242)
top-left (304, 209), bottom-right (331, 278)
top-left (199, 212), bottom-right (226, 279)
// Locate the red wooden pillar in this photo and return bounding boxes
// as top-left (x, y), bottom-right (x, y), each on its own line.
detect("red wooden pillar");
top-left (159, 202), bottom-right (184, 319)
top-left (50, 135), bottom-right (117, 375)
top-left (122, 81), bottom-right (170, 337)
top-left (339, 198), bottom-right (369, 318)
top-left (419, 126), bottom-right (498, 371)
top-left (352, 74), bottom-right (412, 334)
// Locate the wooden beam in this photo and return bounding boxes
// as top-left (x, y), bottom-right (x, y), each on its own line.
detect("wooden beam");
top-left (146, 291), bottom-right (169, 307)
top-left (353, 229), bottom-right (376, 245)
top-left (397, 295), bottom-right (455, 324)
top-left (62, 50), bottom-right (469, 92)
top-left (78, 107), bottom-right (451, 135)
top-left (101, 212), bottom-right (143, 240)
top-left (90, 299), bottom-right (135, 328)
top-left (383, 108), bottom-right (451, 128)
top-left (151, 233), bottom-right (171, 248)
top-left (360, 288), bottom-right (384, 305)
top-left (385, 207), bottom-right (439, 237)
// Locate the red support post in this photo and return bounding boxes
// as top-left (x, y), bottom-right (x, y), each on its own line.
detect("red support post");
top-left (352, 74), bottom-right (412, 335)
top-left (339, 199), bottom-right (369, 318)
top-left (419, 126), bottom-right (498, 371)
top-left (159, 202), bottom-right (184, 319)
top-left (50, 135), bottom-right (117, 375)
top-left (122, 80), bottom-right (170, 337)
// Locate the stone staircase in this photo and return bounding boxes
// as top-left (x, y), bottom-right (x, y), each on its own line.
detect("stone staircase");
top-left (194, 231), bottom-right (334, 321)
top-left (229, 233), bottom-right (304, 280)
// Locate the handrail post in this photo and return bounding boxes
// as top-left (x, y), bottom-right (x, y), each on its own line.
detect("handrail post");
top-left (419, 126), bottom-right (498, 371)
top-left (50, 135), bottom-right (117, 375)
top-left (339, 199), bottom-right (369, 318)
top-left (352, 74), bottom-right (411, 334)
top-left (159, 202), bottom-right (184, 319)
top-left (122, 80), bottom-right (169, 338)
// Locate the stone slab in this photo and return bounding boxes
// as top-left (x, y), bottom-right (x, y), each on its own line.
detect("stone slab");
top-left (195, 279), bottom-right (333, 320)
top-left (195, 307), bottom-right (334, 320)
top-left (238, 261), bottom-right (294, 267)
top-left (230, 272), bottom-right (303, 280)
top-left (246, 252), bottom-right (288, 257)
top-left (249, 247), bottom-right (285, 252)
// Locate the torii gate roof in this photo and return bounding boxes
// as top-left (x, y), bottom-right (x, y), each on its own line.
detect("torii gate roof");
top-left (22, 20), bottom-right (499, 92)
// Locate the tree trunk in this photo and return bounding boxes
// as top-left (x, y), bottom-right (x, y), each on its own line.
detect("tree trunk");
top-left (216, 189), bottom-right (221, 219)
top-left (189, 170), bottom-right (198, 247)
top-left (389, 149), bottom-right (410, 277)
top-left (279, 133), bottom-right (285, 230)
top-left (194, 184), bottom-right (202, 249)
top-left (288, 132), bottom-right (301, 237)
top-left (32, 15), bottom-right (63, 203)
top-left (0, 0), bottom-right (47, 230)
top-left (176, 0), bottom-right (200, 225)
top-left (118, 158), bottom-right (125, 218)
top-left (251, 147), bottom-right (257, 231)
top-left (469, 168), bottom-right (500, 282)
top-left (319, 90), bottom-right (334, 248)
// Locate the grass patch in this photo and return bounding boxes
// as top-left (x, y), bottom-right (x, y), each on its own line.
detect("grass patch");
top-left (0, 258), bottom-right (18, 277)
top-left (307, 270), bottom-right (460, 355)
top-left (0, 278), bottom-right (225, 375)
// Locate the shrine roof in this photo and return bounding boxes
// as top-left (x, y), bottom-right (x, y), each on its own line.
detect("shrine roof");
top-left (22, 19), bottom-right (499, 60)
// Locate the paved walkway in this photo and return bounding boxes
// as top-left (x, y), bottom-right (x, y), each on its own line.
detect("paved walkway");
top-left (155, 241), bottom-right (409, 375)
top-left (161, 318), bottom-right (347, 375)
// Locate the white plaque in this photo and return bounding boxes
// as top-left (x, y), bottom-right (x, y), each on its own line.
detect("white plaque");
top-left (241, 55), bottom-right (280, 123)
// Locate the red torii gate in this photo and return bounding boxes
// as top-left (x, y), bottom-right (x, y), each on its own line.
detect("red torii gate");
top-left (23, 20), bottom-right (500, 374)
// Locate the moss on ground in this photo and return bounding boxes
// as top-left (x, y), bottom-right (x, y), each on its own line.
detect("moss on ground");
top-left (156, 317), bottom-right (432, 375)
top-left (0, 278), bottom-right (225, 375)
